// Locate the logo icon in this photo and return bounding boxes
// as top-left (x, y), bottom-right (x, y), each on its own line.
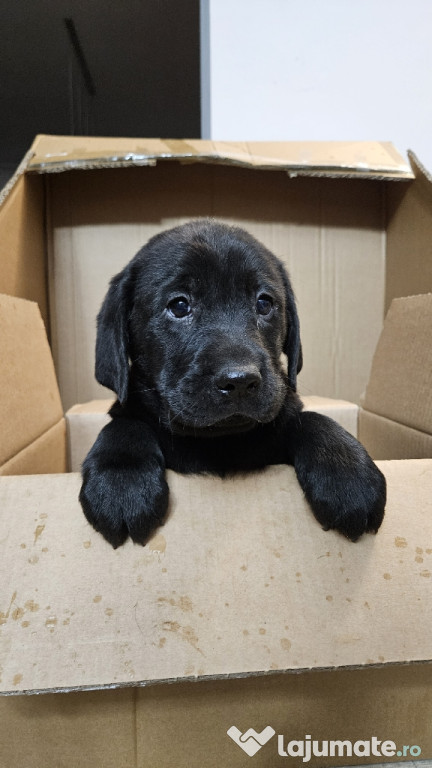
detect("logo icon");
top-left (227, 725), bottom-right (276, 757)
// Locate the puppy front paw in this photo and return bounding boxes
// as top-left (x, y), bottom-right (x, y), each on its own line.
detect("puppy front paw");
top-left (79, 456), bottom-right (169, 549)
top-left (298, 459), bottom-right (386, 541)
top-left (294, 412), bottom-right (386, 541)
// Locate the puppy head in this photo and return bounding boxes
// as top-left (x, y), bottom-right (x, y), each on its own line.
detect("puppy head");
top-left (96, 220), bottom-right (302, 434)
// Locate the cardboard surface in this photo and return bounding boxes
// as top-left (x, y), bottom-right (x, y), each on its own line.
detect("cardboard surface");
top-left (359, 409), bottom-right (432, 460)
top-left (1, 462), bottom-right (431, 696)
top-left (362, 294), bottom-right (432, 433)
top-left (66, 399), bottom-right (112, 472)
top-left (0, 294), bottom-right (63, 468)
top-left (27, 135), bottom-right (413, 179)
top-left (0, 174), bottom-right (47, 324)
top-left (386, 151), bottom-right (432, 312)
top-left (1, 665), bottom-right (432, 768)
top-left (0, 419), bottom-right (67, 476)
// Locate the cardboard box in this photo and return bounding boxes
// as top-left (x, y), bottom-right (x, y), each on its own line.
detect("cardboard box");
top-left (1, 137), bottom-right (432, 766)
top-left (2, 136), bottom-right (432, 410)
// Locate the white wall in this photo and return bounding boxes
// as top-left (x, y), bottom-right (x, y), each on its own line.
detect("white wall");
top-left (201, 0), bottom-right (432, 171)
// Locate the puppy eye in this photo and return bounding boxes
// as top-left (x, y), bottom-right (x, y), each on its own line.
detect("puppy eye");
top-left (167, 296), bottom-right (191, 318)
top-left (256, 294), bottom-right (273, 316)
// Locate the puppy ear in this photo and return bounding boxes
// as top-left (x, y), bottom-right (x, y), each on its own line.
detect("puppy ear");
top-left (95, 264), bottom-right (135, 404)
top-left (278, 264), bottom-right (303, 391)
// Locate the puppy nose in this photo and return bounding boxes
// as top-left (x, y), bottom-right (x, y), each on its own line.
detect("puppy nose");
top-left (215, 366), bottom-right (262, 396)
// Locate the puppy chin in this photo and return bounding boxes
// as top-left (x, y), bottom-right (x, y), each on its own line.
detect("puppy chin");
top-left (163, 398), bottom-right (285, 437)
top-left (168, 413), bottom-right (259, 437)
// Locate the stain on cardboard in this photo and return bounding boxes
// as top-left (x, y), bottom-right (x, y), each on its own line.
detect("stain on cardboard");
top-left (24, 600), bottom-right (39, 612)
top-left (28, 555), bottom-right (39, 565)
top-left (157, 595), bottom-right (193, 612)
top-left (33, 524), bottom-right (45, 544)
top-left (280, 638), bottom-right (291, 651)
top-left (148, 533), bottom-right (166, 560)
top-left (13, 673), bottom-right (23, 686)
top-left (416, 556), bottom-right (424, 563)
top-left (337, 635), bottom-right (361, 644)
top-left (12, 607), bottom-right (24, 621)
top-left (162, 621), bottom-right (204, 656)
top-left (0, 591), bottom-right (17, 625)
top-left (83, 541), bottom-right (91, 549)
top-left (105, 608), bottom-right (114, 617)
top-left (395, 536), bottom-right (408, 548)
top-left (420, 570), bottom-right (431, 578)
top-left (383, 573), bottom-right (392, 580)
top-left (416, 547), bottom-right (424, 555)
top-left (93, 595), bottom-right (102, 603)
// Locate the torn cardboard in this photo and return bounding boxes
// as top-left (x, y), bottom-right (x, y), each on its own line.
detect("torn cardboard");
top-left (27, 135), bottom-right (414, 179)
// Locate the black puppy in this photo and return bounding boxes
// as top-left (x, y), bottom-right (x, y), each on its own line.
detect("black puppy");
top-left (80, 219), bottom-right (386, 548)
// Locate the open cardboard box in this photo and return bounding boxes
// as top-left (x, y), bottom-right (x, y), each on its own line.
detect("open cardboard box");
top-left (0, 137), bottom-right (432, 767)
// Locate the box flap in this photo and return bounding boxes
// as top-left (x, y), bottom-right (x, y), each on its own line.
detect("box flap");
top-left (0, 461), bottom-right (431, 695)
top-left (27, 135), bottom-right (413, 180)
top-left (362, 293), bottom-right (432, 434)
top-left (385, 151), bottom-right (432, 312)
top-left (0, 420), bottom-right (67, 476)
top-left (359, 409), bottom-right (432, 460)
top-left (0, 294), bottom-right (63, 466)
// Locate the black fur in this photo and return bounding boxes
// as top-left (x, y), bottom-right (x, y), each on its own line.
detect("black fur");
top-left (79, 219), bottom-right (386, 548)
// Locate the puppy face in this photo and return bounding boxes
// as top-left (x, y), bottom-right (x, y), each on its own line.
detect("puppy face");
top-left (96, 220), bottom-right (302, 435)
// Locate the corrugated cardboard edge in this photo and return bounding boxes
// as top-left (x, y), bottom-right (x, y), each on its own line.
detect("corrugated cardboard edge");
top-left (3, 657), bottom-right (432, 698)
top-left (408, 149), bottom-right (432, 185)
top-left (0, 149), bottom-right (35, 209)
top-left (26, 136), bottom-right (414, 180)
